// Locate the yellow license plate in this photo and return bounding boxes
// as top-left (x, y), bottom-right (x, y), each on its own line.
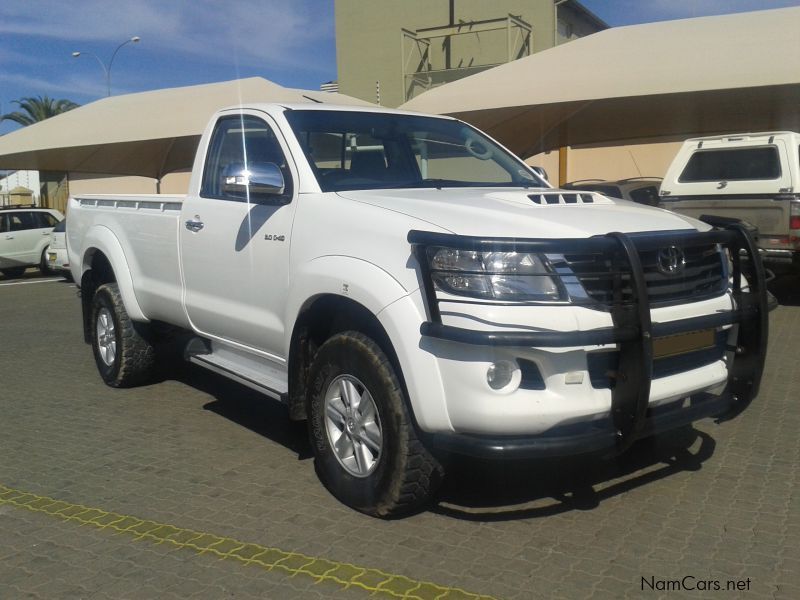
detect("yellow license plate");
top-left (653, 329), bottom-right (716, 359)
top-left (48, 253), bottom-right (57, 261)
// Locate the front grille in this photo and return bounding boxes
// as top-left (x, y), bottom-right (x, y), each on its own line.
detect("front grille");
top-left (562, 243), bottom-right (726, 307)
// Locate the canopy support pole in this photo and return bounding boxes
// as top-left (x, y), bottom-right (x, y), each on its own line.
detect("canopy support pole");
top-left (558, 146), bottom-right (568, 186)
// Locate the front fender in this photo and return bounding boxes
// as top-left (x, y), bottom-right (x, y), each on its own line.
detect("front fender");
top-left (285, 256), bottom-right (451, 432)
top-left (80, 225), bottom-right (148, 322)
top-left (284, 256), bottom-right (408, 347)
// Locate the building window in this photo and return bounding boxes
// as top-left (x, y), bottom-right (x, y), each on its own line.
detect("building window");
top-left (557, 18), bottom-right (573, 39)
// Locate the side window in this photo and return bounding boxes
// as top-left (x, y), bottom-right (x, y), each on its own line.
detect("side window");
top-left (0, 214), bottom-right (7, 233)
top-left (628, 186), bottom-right (660, 206)
top-left (34, 212), bottom-right (59, 228)
top-left (679, 147), bottom-right (781, 182)
top-left (9, 211), bottom-right (36, 231)
top-left (200, 115), bottom-right (293, 202)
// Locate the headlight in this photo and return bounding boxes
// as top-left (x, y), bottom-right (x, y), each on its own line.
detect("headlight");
top-left (428, 247), bottom-right (563, 301)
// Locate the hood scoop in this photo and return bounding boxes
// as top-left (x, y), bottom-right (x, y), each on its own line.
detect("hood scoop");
top-left (528, 192), bottom-right (605, 205)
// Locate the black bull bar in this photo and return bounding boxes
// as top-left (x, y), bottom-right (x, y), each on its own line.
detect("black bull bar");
top-left (408, 222), bottom-right (768, 455)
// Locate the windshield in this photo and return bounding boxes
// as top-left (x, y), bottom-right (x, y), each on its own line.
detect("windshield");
top-left (284, 110), bottom-right (545, 192)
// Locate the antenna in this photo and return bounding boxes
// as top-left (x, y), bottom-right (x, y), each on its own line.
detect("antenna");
top-left (628, 150), bottom-right (643, 177)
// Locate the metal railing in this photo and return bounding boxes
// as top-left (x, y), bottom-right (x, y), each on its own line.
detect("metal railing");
top-left (401, 14), bottom-right (532, 102)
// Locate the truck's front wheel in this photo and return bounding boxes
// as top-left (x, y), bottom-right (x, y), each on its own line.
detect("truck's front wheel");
top-left (91, 283), bottom-right (155, 387)
top-left (308, 331), bottom-right (442, 517)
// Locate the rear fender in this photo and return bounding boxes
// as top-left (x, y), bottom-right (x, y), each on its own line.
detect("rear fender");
top-left (80, 225), bottom-right (148, 322)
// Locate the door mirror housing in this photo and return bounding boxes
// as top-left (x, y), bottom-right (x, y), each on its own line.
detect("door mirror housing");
top-left (221, 162), bottom-right (286, 203)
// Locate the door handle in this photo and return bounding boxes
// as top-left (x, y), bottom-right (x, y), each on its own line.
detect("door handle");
top-left (43, 231), bottom-right (51, 235)
top-left (5, 235), bottom-right (14, 240)
top-left (185, 218), bottom-right (204, 232)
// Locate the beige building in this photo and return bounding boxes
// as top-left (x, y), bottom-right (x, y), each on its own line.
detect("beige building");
top-left (528, 138), bottom-right (685, 186)
top-left (333, 1), bottom-right (683, 184)
top-left (335, 0), bottom-right (606, 108)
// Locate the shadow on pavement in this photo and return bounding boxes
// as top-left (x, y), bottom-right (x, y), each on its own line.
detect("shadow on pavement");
top-left (172, 363), bottom-right (313, 460)
top-left (767, 269), bottom-right (800, 306)
top-left (0, 267), bottom-right (52, 282)
top-left (158, 336), bottom-right (725, 521)
top-left (167, 352), bottom-right (719, 520)
top-left (432, 426), bottom-right (716, 521)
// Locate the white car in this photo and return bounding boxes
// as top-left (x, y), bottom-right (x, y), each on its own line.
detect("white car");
top-left (0, 205), bottom-right (64, 278)
top-left (47, 219), bottom-right (71, 276)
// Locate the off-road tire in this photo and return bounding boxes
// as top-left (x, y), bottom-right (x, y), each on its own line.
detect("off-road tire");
top-left (91, 283), bottom-right (155, 387)
top-left (308, 331), bottom-right (443, 517)
top-left (1, 267), bottom-right (27, 279)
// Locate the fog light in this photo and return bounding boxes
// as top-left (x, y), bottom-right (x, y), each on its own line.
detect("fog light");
top-left (487, 361), bottom-right (515, 390)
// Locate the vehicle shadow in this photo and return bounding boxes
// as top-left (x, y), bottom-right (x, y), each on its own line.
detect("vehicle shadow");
top-left (432, 426), bottom-right (715, 521)
top-left (767, 269), bottom-right (800, 306)
top-left (170, 363), bottom-right (313, 460)
top-left (159, 341), bottom-right (718, 521)
top-left (0, 267), bottom-right (52, 282)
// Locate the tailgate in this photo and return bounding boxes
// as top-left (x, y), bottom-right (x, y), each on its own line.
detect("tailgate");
top-left (664, 197), bottom-right (789, 239)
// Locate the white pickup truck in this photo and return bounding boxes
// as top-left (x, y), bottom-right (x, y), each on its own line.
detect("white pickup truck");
top-left (68, 104), bottom-right (768, 517)
top-left (660, 132), bottom-right (800, 270)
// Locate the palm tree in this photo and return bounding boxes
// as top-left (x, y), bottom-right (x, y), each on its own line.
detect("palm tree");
top-left (1, 95), bottom-right (79, 126)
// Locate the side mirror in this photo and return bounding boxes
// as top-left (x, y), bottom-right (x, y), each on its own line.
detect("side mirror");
top-left (221, 162), bottom-right (286, 202)
top-left (530, 166), bottom-right (549, 183)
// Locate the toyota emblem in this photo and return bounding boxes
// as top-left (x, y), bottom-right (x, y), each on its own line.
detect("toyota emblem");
top-left (656, 246), bottom-right (686, 275)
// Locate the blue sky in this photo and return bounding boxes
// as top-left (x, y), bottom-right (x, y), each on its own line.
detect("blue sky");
top-left (1, 0), bottom-right (798, 135)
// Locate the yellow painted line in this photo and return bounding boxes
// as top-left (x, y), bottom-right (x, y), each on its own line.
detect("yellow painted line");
top-left (0, 484), bottom-right (497, 600)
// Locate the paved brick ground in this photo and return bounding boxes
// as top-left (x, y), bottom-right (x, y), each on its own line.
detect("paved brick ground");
top-left (0, 272), bottom-right (797, 599)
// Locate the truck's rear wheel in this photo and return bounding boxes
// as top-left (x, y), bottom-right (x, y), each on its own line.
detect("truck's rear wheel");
top-left (308, 331), bottom-right (442, 517)
top-left (91, 283), bottom-right (155, 387)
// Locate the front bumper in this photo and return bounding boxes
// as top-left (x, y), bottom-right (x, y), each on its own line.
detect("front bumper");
top-left (429, 392), bottom-right (731, 459)
top-left (47, 247), bottom-right (70, 271)
top-left (409, 223), bottom-right (769, 456)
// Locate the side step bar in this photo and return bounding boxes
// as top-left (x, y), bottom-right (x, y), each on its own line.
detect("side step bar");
top-left (185, 338), bottom-right (288, 402)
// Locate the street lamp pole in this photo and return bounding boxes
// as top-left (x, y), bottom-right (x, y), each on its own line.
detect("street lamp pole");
top-left (72, 36), bottom-right (141, 96)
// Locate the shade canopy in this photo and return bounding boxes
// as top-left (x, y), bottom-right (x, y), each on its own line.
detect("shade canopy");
top-left (0, 77), bottom-right (372, 178)
top-left (401, 7), bottom-right (800, 156)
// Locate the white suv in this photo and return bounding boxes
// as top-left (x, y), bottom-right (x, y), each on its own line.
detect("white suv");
top-left (0, 205), bottom-right (64, 278)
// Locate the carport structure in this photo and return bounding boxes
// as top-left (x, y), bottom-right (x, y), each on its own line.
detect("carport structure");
top-left (401, 6), bottom-right (800, 183)
top-left (0, 77), bottom-right (371, 184)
